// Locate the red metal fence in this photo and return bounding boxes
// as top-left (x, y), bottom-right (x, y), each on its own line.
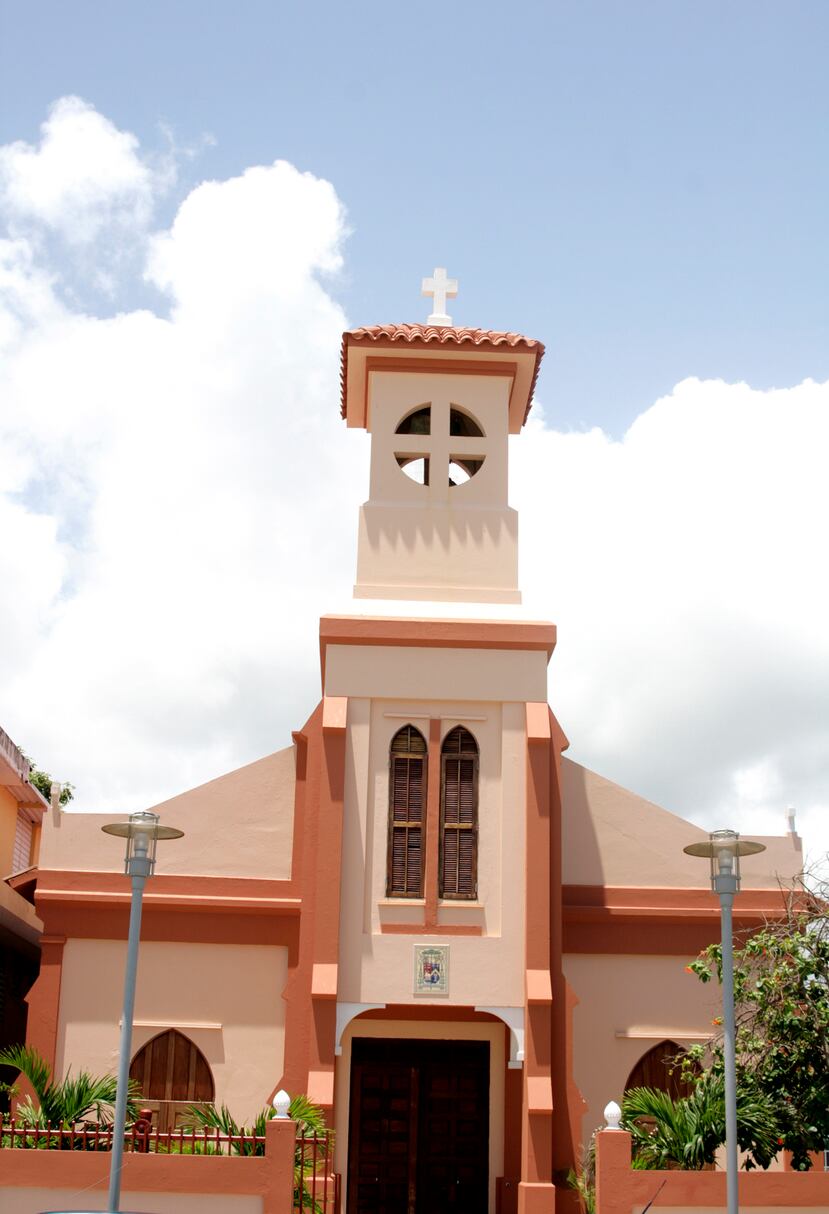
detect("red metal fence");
top-left (0, 1115), bottom-right (266, 1155)
top-left (295, 1127), bottom-right (340, 1213)
top-left (0, 1117), bottom-right (340, 1211)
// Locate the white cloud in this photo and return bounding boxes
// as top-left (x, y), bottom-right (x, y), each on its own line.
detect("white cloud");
top-left (0, 99), bottom-right (359, 810)
top-left (514, 376), bottom-right (829, 866)
top-left (1, 99), bottom-right (827, 875)
top-left (0, 96), bottom-right (163, 244)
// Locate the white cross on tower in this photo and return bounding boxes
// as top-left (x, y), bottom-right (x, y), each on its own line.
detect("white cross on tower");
top-left (422, 267), bottom-right (458, 327)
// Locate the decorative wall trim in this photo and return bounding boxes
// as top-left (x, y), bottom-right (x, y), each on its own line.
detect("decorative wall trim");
top-left (475, 1005), bottom-right (524, 1068)
top-left (335, 1002), bottom-right (386, 1055)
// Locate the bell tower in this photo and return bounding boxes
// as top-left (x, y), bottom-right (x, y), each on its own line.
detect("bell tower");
top-left (340, 271), bottom-right (544, 604)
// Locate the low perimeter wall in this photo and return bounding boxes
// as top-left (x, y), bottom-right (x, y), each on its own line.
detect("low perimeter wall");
top-left (595, 1129), bottom-right (829, 1214)
top-left (0, 1118), bottom-right (296, 1214)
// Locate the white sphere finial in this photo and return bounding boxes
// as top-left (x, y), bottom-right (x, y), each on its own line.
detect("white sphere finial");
top-left (604, 1100), bottom-right (622, 1130)
top-left (272, 1088), bottom-right (291, 1119)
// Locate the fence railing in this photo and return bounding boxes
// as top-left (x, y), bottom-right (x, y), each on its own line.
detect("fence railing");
top-left (296, 1128), bottom-right (340, 1214)
top-left (0, 1116), bottom-right (341, 1212)
top-left (0, 1116), bottom-right (266, 1155)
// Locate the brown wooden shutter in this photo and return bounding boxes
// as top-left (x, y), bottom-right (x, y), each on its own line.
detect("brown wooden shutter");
top-left (440, 727), bottom-right (478, 899)
top-left (387, 725), bottom-right (427, 898)
top-left (129, 1029), bottom-right (214, 1102)
top-left (12, 811), bottom-right (33, 875)
top-left (625, 1040), bottom-right (698, 1101)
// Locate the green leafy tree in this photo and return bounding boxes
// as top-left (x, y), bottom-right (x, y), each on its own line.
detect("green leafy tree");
top-left (23, 756), bottom-right (74, 805)
top-left (686, 885), bottom-right (829, 1170)
top-left (0, 1043), bottom-right (139, 1130)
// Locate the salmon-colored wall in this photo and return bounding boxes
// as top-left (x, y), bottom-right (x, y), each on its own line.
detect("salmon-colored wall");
top-left (336, 1018), bottom-right (506, 1214)
top-left (561, 758), bottom-right (802, 890)
top-left (325, 644), bottom-right (548, 705)
top-left (0, 784), bottom-right (19, 874)
top-left (336, 695), bottom-right (526, 1009)
top-left (0, 1189), bottom-right (262, 1214)
top-left (563, 953), bottom-right (721, 1145)
top-left (38, 748), bottom-right (296, 880)
top-left (55, 939), bottom-right (288, 1123)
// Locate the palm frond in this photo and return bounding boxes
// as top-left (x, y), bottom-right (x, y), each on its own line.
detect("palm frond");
top-left (289, 1094), bottom-right (329, 1137)
top-left (0, 1044), bottom-right (136, 1128)
top-left (0, 1044), bottom-right (52, 1104)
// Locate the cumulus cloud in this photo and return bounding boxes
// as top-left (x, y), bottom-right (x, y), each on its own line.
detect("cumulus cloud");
top-left (0, 98), bottom-right (359, 810)
top-left (0, 96), bottom-right (162, 244)
top-left (514, 376), bottom-right (829, 864)
top-left (1, 99), bottom-right (827, 871)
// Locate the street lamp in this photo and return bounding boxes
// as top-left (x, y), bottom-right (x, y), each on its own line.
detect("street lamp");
top-left (101, 811), bottom-right (184, 1213)
top-left (683, 829), bottom-right (766, 1214)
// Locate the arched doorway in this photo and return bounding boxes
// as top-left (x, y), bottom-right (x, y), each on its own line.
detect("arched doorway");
top-left (625, 1039), bottom-right (694, 1101)
top-left (130, 1029), bottom-right (214, 1132)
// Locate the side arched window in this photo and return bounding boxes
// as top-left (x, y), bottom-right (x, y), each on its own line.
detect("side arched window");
top-left (129, 1028), bottom-right (214, 1103)
top-left (440, 726), bottom-right (479, 900)
top-left (387, 725), bottom-right (427, 898)
top-left (625, 1040), bottom-right (696, 1101)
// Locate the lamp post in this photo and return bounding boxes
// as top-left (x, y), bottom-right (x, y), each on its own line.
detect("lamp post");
top-left (101, 811), bottom-right (184, 1213)
top-left (683, 829), bottom-right (765, 1214)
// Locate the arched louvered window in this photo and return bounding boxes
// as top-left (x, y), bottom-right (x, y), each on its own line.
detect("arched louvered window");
top-left (387, 725), bottom-right (427, 898)
top-left (625, 1040), bottom-right (697, 1101)
top-left (129, 1029), bottom-right (214, 1103)
top-left (440, 726), bottom-right (478, 900)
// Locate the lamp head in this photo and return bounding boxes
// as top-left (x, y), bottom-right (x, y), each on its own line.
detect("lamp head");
top-left (683, 828), bottom-right (766, 892)
top-left (102, 810), bottom-right (184, 878)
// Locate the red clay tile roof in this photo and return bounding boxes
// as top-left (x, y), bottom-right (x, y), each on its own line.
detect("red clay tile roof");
top-left (340, 324), bottom-right (545, 422)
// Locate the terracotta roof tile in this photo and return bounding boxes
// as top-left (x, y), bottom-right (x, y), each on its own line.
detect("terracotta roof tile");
top-left (340, 324), bottom-right (545, 422)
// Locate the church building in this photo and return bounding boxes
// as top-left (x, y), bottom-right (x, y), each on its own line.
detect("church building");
top-left (20, 274), bottom-right (802, 1214)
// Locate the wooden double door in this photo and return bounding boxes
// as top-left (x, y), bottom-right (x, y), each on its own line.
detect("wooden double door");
top-left (347, 1039), bottom-right (489, 1214)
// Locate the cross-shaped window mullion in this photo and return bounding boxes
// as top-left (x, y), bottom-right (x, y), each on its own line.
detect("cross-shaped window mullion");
top-left (394, 435), bottom-right (432, 456)
top-left (394, 408), bottom-right (487, 496)
top-left (449, 438), bottom-right (487, 456)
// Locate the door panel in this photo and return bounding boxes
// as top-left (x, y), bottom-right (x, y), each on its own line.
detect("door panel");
top-left (417, 1057), bottom-right (489, 1214)
top-left (349, 1062), bottom-right (417, 1214)
top-left (348, 1040), bottom-right (488, 1214)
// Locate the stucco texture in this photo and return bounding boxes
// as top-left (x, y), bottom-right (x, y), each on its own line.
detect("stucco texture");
top-left (561, 757), bottom-right (802, 889)
top-left (38, 746), bottom-right (296, 879)
top-left (336, 696), bottom-right (526, 1009)
top-left (55, 939), bottom-right (288, 1123)
top-left (564, 952), bottom-right (721, 1144)
top-left (0, 1189), bottom-right (262, 1214)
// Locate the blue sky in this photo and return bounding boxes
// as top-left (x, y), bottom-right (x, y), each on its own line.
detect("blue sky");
top-left (2, 0), bottom-right (827, 435)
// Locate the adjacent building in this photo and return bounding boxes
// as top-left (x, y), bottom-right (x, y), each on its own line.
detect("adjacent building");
top-left (0, 728), bottom-right (48, 1109)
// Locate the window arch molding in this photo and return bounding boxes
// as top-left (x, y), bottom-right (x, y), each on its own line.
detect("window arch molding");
top-left (386, 724), bottom-right (427, 898)
top-left (439, 725), bottom-right (479, 900)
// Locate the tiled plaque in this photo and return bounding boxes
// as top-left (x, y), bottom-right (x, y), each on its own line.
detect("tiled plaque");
top-left (414, 944), bottom-right (449, 996)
